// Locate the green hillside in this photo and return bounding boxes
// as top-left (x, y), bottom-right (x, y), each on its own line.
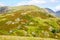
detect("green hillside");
top-left (0, 5), bottom-right (60, 40)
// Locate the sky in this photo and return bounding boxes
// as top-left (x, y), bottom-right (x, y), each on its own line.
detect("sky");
top-left (0, 0), bottom-right (60, 11)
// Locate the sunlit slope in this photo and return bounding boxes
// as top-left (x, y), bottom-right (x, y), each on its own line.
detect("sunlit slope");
top-left (0, 5), bottom-right (60, 39)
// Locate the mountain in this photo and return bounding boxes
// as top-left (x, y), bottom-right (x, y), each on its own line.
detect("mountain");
top-left (45, 8), bottom-right (57, 17)
top-left (56, 11), bottom-right (60, 17)
top-left (0, 6), bottom-right (57, 17)
top-left (45, 8), bottom-right (60, 17)
top-left (45, 8), bottom-right (55, 13)
top-left (0, 5), bottom-right (60, 39)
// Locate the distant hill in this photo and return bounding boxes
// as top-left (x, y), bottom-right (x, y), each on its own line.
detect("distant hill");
top-left (56, 11), bottom-right (60, 17)
top-left (45, 8), bottom-right (60, 17)
top-left (45, 8), bottom-right (55, 13)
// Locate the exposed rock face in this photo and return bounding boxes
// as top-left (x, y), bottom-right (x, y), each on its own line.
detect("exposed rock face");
top-left (0, 6), bottom-right (10, 13)
top-left (45, 8), bottom-right (60, 17)
top-left (45, 8), bottom-right (55, 13)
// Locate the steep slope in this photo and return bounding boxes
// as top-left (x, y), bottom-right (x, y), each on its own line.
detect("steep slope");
top-left (45, 8), bottom-right (56, 17)
top-left (0, 5), bottom-right (60, 39)
top-left (45, 8), bottom-right (60, 17)
top-left (45, 8), bottom-right (55, 13)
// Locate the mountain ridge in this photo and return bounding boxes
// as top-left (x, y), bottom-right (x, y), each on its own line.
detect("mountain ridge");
top-left (0, 5), bottom-right (59, 17)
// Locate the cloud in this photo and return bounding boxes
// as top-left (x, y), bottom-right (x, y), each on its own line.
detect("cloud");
top-left (55, 5), bottom-right (60, 10)
top-left (50, 0), bottom-right (58, 3)
top-left (16, 0), bottom-right (47, 6)
top-left (0, 2), bottom-right (5, 6)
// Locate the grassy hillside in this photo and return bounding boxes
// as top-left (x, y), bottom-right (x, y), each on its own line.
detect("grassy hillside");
top-left (0, 5), bottom-right (60, 40)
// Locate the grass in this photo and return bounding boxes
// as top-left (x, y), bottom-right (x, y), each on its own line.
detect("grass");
top-left (0, 35), bottom-right (58, 40)
top-left (0, 5), bottom-right (60, 39)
